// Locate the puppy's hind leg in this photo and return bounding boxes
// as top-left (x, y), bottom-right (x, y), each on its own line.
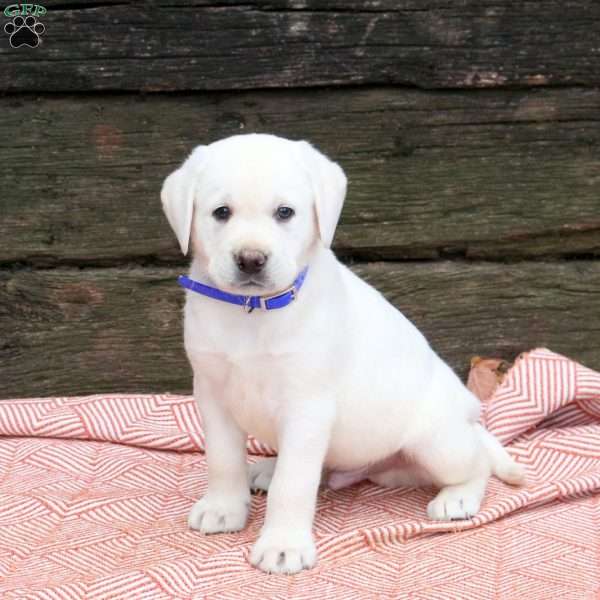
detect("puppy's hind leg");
top-left (249, 457), bottom-right (277, 492)
top-left (410, 422), bottom-right (491, 521)
top-left (476, 424), bottom-right (526, 486)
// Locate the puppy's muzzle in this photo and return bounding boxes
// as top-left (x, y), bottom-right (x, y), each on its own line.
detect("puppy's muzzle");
top-left (235, 249), bottom-right (268, 275)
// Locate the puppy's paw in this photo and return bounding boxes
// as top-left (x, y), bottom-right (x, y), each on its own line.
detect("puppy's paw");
top-left (427, 487), bottom-right (481, 521)
top-left (250, 528), bottom-right (316, 574)
top-left (249, 457), bottom-right (277, 493)
top-left (188, 493), bottom-right (250, 534)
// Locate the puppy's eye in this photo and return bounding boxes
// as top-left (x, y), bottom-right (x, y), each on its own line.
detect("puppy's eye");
top-left (275, 206), bottom-right (295, 221)
top-left (213, 206), bottom-right (231, 221)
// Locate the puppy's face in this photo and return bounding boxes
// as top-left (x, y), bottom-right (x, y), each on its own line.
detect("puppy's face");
top-left (162, 134), bottom-right (347, 295)
top-left (192, 146), bottom-right (317, 294)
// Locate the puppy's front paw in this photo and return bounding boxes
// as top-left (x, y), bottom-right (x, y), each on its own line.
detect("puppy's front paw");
top-left (427, 487), bottom-right (481, 521)
top-left (250, 528), bottom-right (316, 574)
top-left (188, 493), bottom-right (250, 534)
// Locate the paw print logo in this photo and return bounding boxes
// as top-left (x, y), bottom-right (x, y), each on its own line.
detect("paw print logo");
top-left (4, 15), bottom-right (45, 48)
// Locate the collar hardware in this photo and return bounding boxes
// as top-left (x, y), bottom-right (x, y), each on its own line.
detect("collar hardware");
top-left (244, 295), bottom-right (255, 314)
top-left (258, 284), bottom-right (297, 311)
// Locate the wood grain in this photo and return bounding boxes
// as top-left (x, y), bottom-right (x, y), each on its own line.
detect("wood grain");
top-left (1, 1), bottom-right (598, 91)
top-left (1, 261), bottom-right (598, 398)
top-left (2, 87), bottom-right (599, 265)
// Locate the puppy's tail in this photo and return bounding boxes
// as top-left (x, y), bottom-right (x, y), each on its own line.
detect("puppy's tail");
top-left (476, 424), bottom-right (527, 486)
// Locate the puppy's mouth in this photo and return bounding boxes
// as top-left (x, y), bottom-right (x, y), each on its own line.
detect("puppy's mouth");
top-left (229, 277), bottom-right (273, 294)
top-left (237, 278), bottom-right (266, 288)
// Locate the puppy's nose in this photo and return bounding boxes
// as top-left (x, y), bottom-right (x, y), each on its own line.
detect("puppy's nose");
top-left (235, 249), bottom-right (268, 275)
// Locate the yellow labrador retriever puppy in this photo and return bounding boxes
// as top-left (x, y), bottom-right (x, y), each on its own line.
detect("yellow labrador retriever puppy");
top-left (161, 133), bottom-right (524, 574)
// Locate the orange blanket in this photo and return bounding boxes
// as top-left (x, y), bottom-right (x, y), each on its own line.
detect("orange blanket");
top-left (0, 348), bottom-right (598, 598)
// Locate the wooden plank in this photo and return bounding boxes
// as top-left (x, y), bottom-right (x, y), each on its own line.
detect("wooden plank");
top-left (1, 1), bottom-right (599, 91)
top-left (1, 260), bottom-right (599, 398)
top-left (1, 87), bottom-right (599, 264)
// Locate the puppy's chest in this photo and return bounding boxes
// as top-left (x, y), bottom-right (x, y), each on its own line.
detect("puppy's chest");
top-left (196, 351), bottom-right (284, 447)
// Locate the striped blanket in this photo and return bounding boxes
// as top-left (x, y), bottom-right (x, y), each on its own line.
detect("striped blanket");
top-left (0, 348), bottom-right (598, 598)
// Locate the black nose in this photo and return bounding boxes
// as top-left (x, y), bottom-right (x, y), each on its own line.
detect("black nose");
top-left (235, 249), bottom-right (268, 275)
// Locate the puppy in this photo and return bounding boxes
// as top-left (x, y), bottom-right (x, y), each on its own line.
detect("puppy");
top-left (161, 133), bottom-right (525, 574)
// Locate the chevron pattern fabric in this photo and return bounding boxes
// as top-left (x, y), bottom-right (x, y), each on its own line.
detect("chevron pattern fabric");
top-left (0, 348), bottom-right (598, 599)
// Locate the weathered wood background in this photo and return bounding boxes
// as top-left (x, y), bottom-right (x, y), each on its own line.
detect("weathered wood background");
top-left (1, 1), bottom-right (599, 398)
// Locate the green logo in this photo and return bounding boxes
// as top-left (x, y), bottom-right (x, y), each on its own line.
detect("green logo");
top-left (4, 4), bottom-right (46, 17)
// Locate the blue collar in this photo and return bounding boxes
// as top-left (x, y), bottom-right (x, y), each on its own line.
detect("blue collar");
top-left (178, 267), bottom-right (308, 313)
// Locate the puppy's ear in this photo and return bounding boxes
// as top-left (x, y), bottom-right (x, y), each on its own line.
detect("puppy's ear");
top-left (161, 146), bottom-right (208, 255)
top-left (295, 140), bottom-right (347, 248)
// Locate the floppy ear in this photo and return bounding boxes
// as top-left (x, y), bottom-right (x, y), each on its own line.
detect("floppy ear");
top-left (295, 140), bottom-right (347, 248)
top-left (160, 145), bottom-right (208, 255)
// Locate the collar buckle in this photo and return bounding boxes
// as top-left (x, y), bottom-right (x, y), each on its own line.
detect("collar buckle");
top-left (259, 284), bottom-right (297, 311)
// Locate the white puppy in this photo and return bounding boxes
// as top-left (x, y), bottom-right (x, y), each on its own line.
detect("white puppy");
top-left (161, 133), bottom-right (525, 575)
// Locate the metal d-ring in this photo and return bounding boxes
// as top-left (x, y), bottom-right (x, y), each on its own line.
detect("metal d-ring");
top-left (243, 296), bottom-right (254, 313)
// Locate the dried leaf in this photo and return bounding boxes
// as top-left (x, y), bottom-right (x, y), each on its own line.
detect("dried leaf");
top-left (467, 356), bottom-right (512, 402)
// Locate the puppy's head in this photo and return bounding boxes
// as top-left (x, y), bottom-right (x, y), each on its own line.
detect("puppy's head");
top-left (161, 134), bottom-right (346, 294)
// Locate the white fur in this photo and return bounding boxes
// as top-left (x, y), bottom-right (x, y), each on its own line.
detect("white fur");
top-left (161, 133), bottom-right (525, 574)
